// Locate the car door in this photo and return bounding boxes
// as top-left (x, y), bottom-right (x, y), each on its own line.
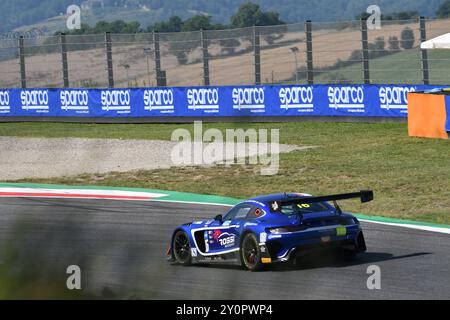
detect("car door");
top-left (203, 204), bottom-right (253, 254)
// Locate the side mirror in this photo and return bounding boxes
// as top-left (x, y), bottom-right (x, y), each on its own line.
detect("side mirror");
top-left (214, 214), bottom-right (223, 223)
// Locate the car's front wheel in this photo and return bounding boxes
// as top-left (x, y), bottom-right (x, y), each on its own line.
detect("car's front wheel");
top-left (173, 231), bottom-right (192, 265)
top-left (240, 233), bottom-right (263, 271)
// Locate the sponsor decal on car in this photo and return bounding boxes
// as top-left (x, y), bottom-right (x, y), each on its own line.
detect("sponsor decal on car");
top-left (260, 232), bottom-right (267, 243)
top-left (336, 227), bottom-right (347, 236)
top-left (217, 232), bottom-right (235, 247)
top-left (204, 229), bottom-right (236, 248)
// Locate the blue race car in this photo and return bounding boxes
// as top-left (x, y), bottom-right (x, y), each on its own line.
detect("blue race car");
top-left (167, 190), bottom-right (372, 271)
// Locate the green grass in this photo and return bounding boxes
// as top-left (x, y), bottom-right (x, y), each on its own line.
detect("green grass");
top-left (0, 122), bottom-right (183, 140)
top-left (2, 121), bottom-right (449, 225)
top-left (316, 49), bottom-right (450, 84)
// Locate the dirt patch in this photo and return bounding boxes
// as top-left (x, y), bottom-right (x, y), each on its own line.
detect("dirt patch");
top-left (0, 137), bottom-right (315, 180)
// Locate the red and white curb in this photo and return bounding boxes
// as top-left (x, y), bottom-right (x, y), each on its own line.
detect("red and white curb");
top-left (0, 187), bottom-right (167, 201)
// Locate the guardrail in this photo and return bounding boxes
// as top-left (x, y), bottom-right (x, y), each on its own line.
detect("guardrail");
top-left (0, 84), bottom-right (443, 119)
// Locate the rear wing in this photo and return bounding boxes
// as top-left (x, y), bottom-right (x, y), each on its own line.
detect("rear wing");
top-left (268, 190), bottom-right (373, 212)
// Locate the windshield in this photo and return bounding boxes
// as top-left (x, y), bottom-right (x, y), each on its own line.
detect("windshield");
top-left (279, 202), bottom-right (332, 215)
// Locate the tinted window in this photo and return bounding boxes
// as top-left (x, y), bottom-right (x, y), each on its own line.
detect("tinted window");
top-left (279, 202), bottom-right (331, 215)
top-left (224, 204), bottom-right (253, 221)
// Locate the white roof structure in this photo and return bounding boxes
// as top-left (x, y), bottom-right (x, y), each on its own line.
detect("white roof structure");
top-left (421, 33), bottom-right (450, 49)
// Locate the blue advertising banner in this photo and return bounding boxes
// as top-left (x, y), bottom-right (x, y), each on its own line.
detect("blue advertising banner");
top-left (0, 84), bottom-right (443, 118)
top-left (444, 96), bottom-right (450, 132)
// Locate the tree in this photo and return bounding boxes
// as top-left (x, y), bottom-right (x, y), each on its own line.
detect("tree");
top-left (231, 3), bottom-right (261, 28)
top-left (400, 27), bottom-right (415, 50)
top-left (374, 36), bottom-right (385, 51)
top-left (368, 37), bottom-right (387, 58)
top-left (181, 15), bottom-right (213, 31)
top-left (388, 36), bottom-right (401, 51)
top-left (150, 16), bottom-right (183, 32)
top-left (395, 11), bottom-right (418, 20)
top-left (168, 16), bottom-right (183, 32)
top-left (230, 2), bottom-right (284, 28)
top-left (436, 0), bottom-right (450, 18)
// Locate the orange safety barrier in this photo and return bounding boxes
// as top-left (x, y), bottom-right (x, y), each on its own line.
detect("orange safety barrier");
top-left (407, 92), bottom-right (449, 139)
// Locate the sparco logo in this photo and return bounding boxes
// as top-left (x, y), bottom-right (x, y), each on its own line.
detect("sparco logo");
top-left (328, 86), bottom-right (365, 112)
top-left (187, 88), bottom-right (219, 111)
top-left (232, 87), bottom-right (265, 112)
top-left (20, 90), bottom-right (49, 111)
top-left (0, 91), bottom-right (10, 113)
top-left (279, 87), bottom-right (313, 111)
top-left (100, 90), bottom-right (130, 112)
top-left (60, 90), bottom-right (89, 111)
top-left (144, 89), bottom-right (174, 112)
top-left (379, 86), bottom-right (415, 111)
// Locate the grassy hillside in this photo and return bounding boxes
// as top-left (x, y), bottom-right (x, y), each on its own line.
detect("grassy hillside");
top-left (315, 49), bottom-right (450, 85)
top-left (2, 0), bottom-right (446, 33)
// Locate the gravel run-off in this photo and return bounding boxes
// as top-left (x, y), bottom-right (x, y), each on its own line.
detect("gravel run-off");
top-left (0, 137), bottom-right (315, 180)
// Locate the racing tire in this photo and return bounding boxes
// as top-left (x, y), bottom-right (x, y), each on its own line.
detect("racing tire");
top-left (173, 231), bottom-right (192, 266)
top-left (240, 233), bottom-right (263, 271)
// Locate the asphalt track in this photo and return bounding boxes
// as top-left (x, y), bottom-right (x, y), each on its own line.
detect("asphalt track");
top-left (0, 197), bottom-right (449, 299)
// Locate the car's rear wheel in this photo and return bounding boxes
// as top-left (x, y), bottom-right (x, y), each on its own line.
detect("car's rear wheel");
top-left (240, 233), bottom-right (263, 271)
top-left (173, 231), bottom-right (192, 265)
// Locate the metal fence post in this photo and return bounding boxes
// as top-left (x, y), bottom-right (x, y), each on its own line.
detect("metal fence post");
top-left (305, 20), bottom-right (314, 85)
top-left (105, 32), bottom-right (114, 88)
top-left (200, 29), bottom-right (210, 86)
top-left (60, 33), bottom-right (69, 88)
top-left (360, 19), bottom-right (370, 84)
top-left (153, 31), bottom-right (166, 87)
top-left (254, 25), bottom-right (261, 85)
top-left (18, 36), bottom-right (26, 88)
top-left (419, 16), bottom-right (430, 85)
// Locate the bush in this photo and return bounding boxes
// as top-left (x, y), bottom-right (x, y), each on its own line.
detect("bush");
top-left (401, 27), bottom-right (415, 50)
top-left (388, 36), bottom-right (401, 52)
